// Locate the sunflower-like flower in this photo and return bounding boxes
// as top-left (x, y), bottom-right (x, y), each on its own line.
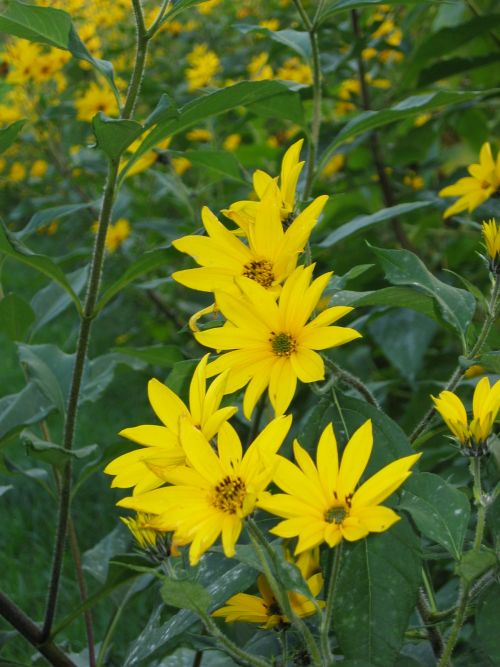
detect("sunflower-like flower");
top-left (172, 188), bottom-right (327, 295)
top-left (195, 265), bottom-right (361, 418)
top-left (117, 415), bottom-right (292, 565)
top-left (482, 218), bottom-right (500, 272)
top-left (439, 143), bottom-right (500, 219)
top-left (432, 377), bottom-right (500, 455)
top-left (258, 420), bottom-right (420, 553)
top-left (104, 355), bottom-right (237, 494)
top-left (213, 547), bottom-right (323, 628)
top-left (223, 139), bottom-right (306, 235)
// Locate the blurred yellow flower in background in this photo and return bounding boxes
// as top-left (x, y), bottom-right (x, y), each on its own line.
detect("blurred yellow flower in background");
top-left (75, 82), bottom-right (119, 121)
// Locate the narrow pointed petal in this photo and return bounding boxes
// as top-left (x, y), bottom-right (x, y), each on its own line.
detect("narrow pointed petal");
top-left (148, 379), bottom-right (188, 432)
top-left (351, 453), bottom-right (421, 508)
top-left (337, 420), bottom-right (373, 500)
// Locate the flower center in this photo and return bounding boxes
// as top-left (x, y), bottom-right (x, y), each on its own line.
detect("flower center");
top-left (270, 332), bottom-right (297, 357)
top-left (324, 506), bottom-right (347, 524)
top-left (242, 260), bottom-right (275, 288)
top-left (212, 475), bottom-right (246, 514)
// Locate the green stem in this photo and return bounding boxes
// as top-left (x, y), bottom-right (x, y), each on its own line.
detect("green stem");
top-left (40, 0), bottom-right (150, 643)
top-left (437, 458), bottom-right (487, 667)
top-left (246, 520), bottom-right (322, 667)
top-left (292, 0), bottom-right (322, 200)
top-left (147, 0), bottom-right (172, 38)
top-left (320, 542), bottom-right (343, 663)
top-left (325, 357), bottom-right (380, 408)
top-left (197, 610), bottom-right (271, 667)
top-left (410, 274), bottom-right (500, 444)
top-left (68, 518), bottom-right (95, 667)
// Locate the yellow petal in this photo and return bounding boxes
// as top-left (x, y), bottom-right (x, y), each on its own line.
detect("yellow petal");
top-left (148, 378), bottom-right (188, 432)
top-left (351, 453), bottom-right (420, 508)
top-left (337, 420), bottom-right (373, 501)
top-left (290, 348), bottom-right (324, 382)
top-left (299, 325), bottom-right (362, 350)
top-left (268, 357), bottom-right (297, 415)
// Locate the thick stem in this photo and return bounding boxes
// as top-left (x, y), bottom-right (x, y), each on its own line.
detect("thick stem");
top-left (320, 542), bottom-right (343, 663)
top-left (417, 588), bottom-right (444, 658)
top-left (411, 274), bottom-right (500, 444)
top-left (246, 520), bottom-right (322, 667)
top-left (350, 9), bottom-right (415, 252)
top-left (0, 593), bottom-right (76, 667)
top-left (198, 610), bottom-right (271, 667)
top-left (68, 518), bottom-right (95, 667)
top-left (40, 0), bottom-right (150, 643)
top-left (292, 0), bottom-right (322, 200)
top-left (325, 357), bottom-right (380, 408)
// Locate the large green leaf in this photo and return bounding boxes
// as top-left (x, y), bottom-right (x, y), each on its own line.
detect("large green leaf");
top-left (0, 119), bottom-right (26, 154)
top-left (418, 53), bottom-right (500, 86)
top-left (333, 520), bottom-right (421, 666)
top-left (319, 202), bottom-right (431, 248)
top-left (161, 579), bottom-right (211, 613)
top-left (22, 431), bottom-right (98, 468)
top-left (96, 248), bottom-right (169, 314)
top-left (475, 583), bottom-right (500, 664)
top-left (402, 14), bottom-right (500, 86)
top-left (371, 246), bottom-right (476, 340)
top-left (318, 90), bottom-right (489, 172)
top-left (0, 293), bottom-right (34, 341)
top-left (399, 472), bottom-right (470, 560)
top-left (237, 25), bottom-right (312, 62)
top-left (0, 0), bottom-right (118, 100)
top-left (0, 220), bottom-right (82, 313)
top-left (0, 382), bottom-right (52, 441)
top-left (120, 81), bottom-right (303, 181)
top-left (110, 345), bottom-right (183, 368)
top-left (172, 149), bottom-right (245, 182)
top-left (17, 201), bottom-right (97, 240)
top-left (31, 266), bottom-right (89, 333)
top-left (92, 113), bottom-right (143, 161)
top-left (318, 0), bottom-right (433, 23)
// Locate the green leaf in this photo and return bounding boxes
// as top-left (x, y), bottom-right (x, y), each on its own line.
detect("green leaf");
top-left (110, 345), bottom-right (183, 368)
top-left (403, 14), bottom-right (500, 86)
top-left (163, 0), bottom-right (211, 22)
top-left (456, 549), bottom-right (497, 583)
top-left (329, 286), bottom-right (442, 323)
top-left (247, 89), bottom-right (305, 124)
top-left (399, 472), bottom-right (470, 560)
top-left (0, 0), bottom-right (119, 102)
top-left (319, 202), bottom-right (432, 248)
top-left (0, 293), bottom-right (34, 341)
top-left (478, 351), bottom-right (500, 374)
top-left (318, 0), bottom-right (432, 23)
top-left (0, 119), bottom-right (26, 154)
top-left (371, 245), bottom-right (476, 339)
top-left (161, 578), bottom-right (211, 613)
top-left (475, 582), bottom-right (500, 664)
top-left (144, 93), bottom-right (179, 129)
top-left (0, 0), bottom-right (71, 47)
top-left (31, 266), bottom-right (89, 334)
top-left (92, 113), bottom-right (143, 161)
top-left (121, 81), bottom-right (302, 181)
top-left (0, 220), bottom-right (82, 314)
top-left (0, 485), bottom-right (13, 497)
top-left (175, 149), bottom-right (245, 182)
top-left (17, 343), bottom-right (69, 415)
top-left (334, 520), bottom-right (421, 667)
top-left (18, 202), bottom-right (97, 240)
top-left (0, 382), bottom-right (52, 441)
top-left (237, 25), bottom-right (311, 62)
top-left (165, 359), bottom-right (200, 398)
top-left (22, 430), bottom-right (98, 468)
top-left (368, 309), bottom-right (437, 384)
top-left (418, 53), bottom-right (500, 86)
top-left (96, 248), bottom-right (169, 314)
top-left (318, 90), bottom-right (490, 172)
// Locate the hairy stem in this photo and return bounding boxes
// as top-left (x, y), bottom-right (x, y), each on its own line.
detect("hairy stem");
top-left (325, 357), bottom-right (380, 408)
top-left (68, 518), bottom-right (95, 667)
top-left (411, 274), bottom-right (500, 444)
top-left (320, 542), bottom-right (343, 663)
top-left (40, 0), bottom-right (150, 643)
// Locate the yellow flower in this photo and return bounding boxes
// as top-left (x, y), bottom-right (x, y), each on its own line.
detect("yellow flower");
top-left (186, 128), bottom-right (213, 142)
top-left (414, 112), bottom-right (432, 127)
top-left (172, 189), bottom-right (327, 295)
top-left (259, 420), bottom-right (420, 553)
top-left (185, 44), bottom-right (220, 91)
top-left (213, 547), bottom-right (323, 627)
top-left (9, 161), bottom-right (26, 182)
top-left (276, 57), bottom-right (313, 85)
top-left (362, 47), bottom-right (378, 60)
top-left (482, 218), bottom-right (500, 268)
top-left (124, 134), bottom-right (171, 178)
top-left (195, 264), bottom-right (361, 418)
top-left (223, 139), bottom-right (306, 234)
top-left (31, 159), bottom-right (48, 178)
top-left (403, 173), bottom-right (424, 190)
top-left (247, 52), bottom-right (273, 81)
top-left (260, 19), bottom-right (280, 31)
top-left (117, 415), bottom-right (293, 565)
top-left (121, 513), bottom-right (161, 551)
top-left (96, 218), bottom-right (131, 253)
top-left (432, 377), bottom-right (500, 451)
top-left (464, 365), bottom-right (485, 379)
top-left (439, 142), bottom-right (500, 219)
top-left (104, 354), bottom-right (237, 495)
top-left (223, 134), bottom-right (241, 151)
top-left (197, 0), bottom-right (222, 15)
top-left (75, 81), bottom-right (118, 121)
top-left (322, 154), bottom-right (345, 178)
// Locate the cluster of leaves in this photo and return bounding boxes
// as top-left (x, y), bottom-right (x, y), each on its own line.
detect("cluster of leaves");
top-left (0, 0), bottom-right (499, 666)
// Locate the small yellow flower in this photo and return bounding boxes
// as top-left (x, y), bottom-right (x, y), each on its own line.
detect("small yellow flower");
top-left (223, 134), bottom-right (241, 151)
top-left (482, 218), bottom-right (500, 269)
top-left (362, 47), bottom-right (378, 60)
top-left (276, 57), bottom-right (313, 85)
top-left (105, 355), bottom-right (237, 495)
top-left (322, 154), bottom-right (345, 178)
top-left (247, 52), bottom-right (273, 81)
top-left (185, 44), bottom-right (220, 91)
top-left (104, 218), bottom-right (131, 252)
top-left (259, 19), bottom-right (280, 31)
top-left (195, 264), bottom-right (361, 418)
top-left (31, 159), bottom-right (48, 178)
top-left (403, 173), bottom-right (424, 190)
top-left (121, 513), bottom-right (161, 551)
top-left (213, 547), bottom-right (323, 627)
top-left (9, 161), bottom-right (26, 182)
top-left (439, 142), bottom-right (500, 219)
top-left (414, 113), bottom-right (432, 127)
top-left (117, 415), bottom-right (293, 565)
top-left (186, 128), bottom-right (213, 142)
top-left (75, 81), bottom-right (118, 122)
top-left (258, 420), bottom-right (420, 552)
top-left (432, 377), bottom-right (500, 452)
top-left (171, 156), bottom-right (192, 175)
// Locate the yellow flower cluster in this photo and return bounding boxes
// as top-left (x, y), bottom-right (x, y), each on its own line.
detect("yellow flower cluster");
top-left (92, 218), bottom-right (131, 253)
top-left (106, 142), bottom-right (420, 615)
top-left (185, 44), bottom-right (221, 91)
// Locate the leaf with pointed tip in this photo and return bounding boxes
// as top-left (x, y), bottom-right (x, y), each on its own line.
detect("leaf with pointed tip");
top-left (92, 113), bottom-right (143, 160)
top-left (0, 119), bottom-right (26, 154)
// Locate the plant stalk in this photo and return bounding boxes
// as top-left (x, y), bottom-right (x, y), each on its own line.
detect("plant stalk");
top-left (320, 542), bottom-right (343, 663)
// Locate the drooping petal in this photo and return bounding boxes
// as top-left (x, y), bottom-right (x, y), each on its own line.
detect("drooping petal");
top-left (268, 357), bottom-right (297, 416)
top-left (290, 347), bottom-right (325, 382)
